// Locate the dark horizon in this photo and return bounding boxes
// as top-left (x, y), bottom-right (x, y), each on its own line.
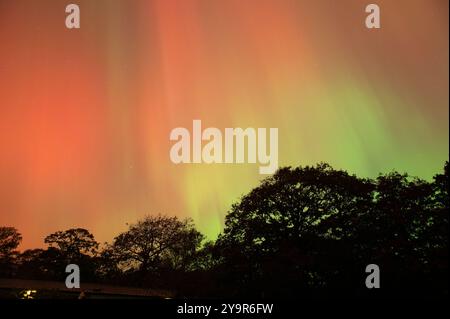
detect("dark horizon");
top-left (1, 162), bottom-right (448, 299)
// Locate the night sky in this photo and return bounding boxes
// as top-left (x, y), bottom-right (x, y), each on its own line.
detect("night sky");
top-left (0, 0), bottom-right (448, 249)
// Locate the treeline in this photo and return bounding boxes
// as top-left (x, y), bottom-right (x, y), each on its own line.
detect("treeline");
top-left (0, 162), bottom-right (448, 298)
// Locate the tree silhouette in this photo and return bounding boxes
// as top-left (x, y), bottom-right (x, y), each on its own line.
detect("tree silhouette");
top-left (108, 215), bottom-right (204, 274)
top-left (44, 228), bottom-right (99, 259)
top-left (0, 227), bottom-right (22, 259)
top-left (215, 163), bottom-right (449, 297)
top-left (41, 228), bottom-right (100, 281)
top-left (0, 163), bottom-right (447, 298)
top-left (0, 227), bottom-right (22, 277)
top-left (16, 247), bottom-right (67, 280)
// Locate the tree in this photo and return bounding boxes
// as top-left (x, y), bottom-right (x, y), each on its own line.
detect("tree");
top-left (16, 248), bottom-right (66, 280)
top-left (433, 161), bottom-right (449, 210)
top-left (161, 223), bottom-right (205, 271)
top-left (109, 215), bottom-right (204, 273)
top-left (96, 245), bottom-right (123, 280)
top-left (43, 228), bottom-right (99, 281)
top-left (0, 226), bottom-right (22, 276)
top-left (190, 241), bottom-right (221, 271)
top-left (44, 228), bottom-right (99, 259)
top-left (215, 162), bottom-right (448, 297)
top-left (0, 227), bottom-right (22, 259)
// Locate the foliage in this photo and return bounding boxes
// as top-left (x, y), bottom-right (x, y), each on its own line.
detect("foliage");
top-left (1, 163), bottom-right (448, 298)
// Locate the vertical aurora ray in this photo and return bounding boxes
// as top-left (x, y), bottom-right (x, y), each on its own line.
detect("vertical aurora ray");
top-left (0, 0), bottom-right (448, 248)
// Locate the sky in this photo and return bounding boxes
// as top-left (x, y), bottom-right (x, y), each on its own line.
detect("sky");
top-left (0, 0), bottom-right (448, 249)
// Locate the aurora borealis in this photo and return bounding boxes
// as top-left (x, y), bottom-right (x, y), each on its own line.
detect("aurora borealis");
top-left (0, 0), bottom-right (448, 249)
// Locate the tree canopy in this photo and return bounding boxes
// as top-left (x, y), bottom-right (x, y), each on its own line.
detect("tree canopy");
top-left (0, 227), bottom-right (22, 259)
top-left (44, 228), bottom-right (99, 259)
top-left (109, 215), bottom-right (204, 273)
top-left (216, 163), bottom-right (448, 297)
top-left (0, 162), bottom-right (448, 298)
